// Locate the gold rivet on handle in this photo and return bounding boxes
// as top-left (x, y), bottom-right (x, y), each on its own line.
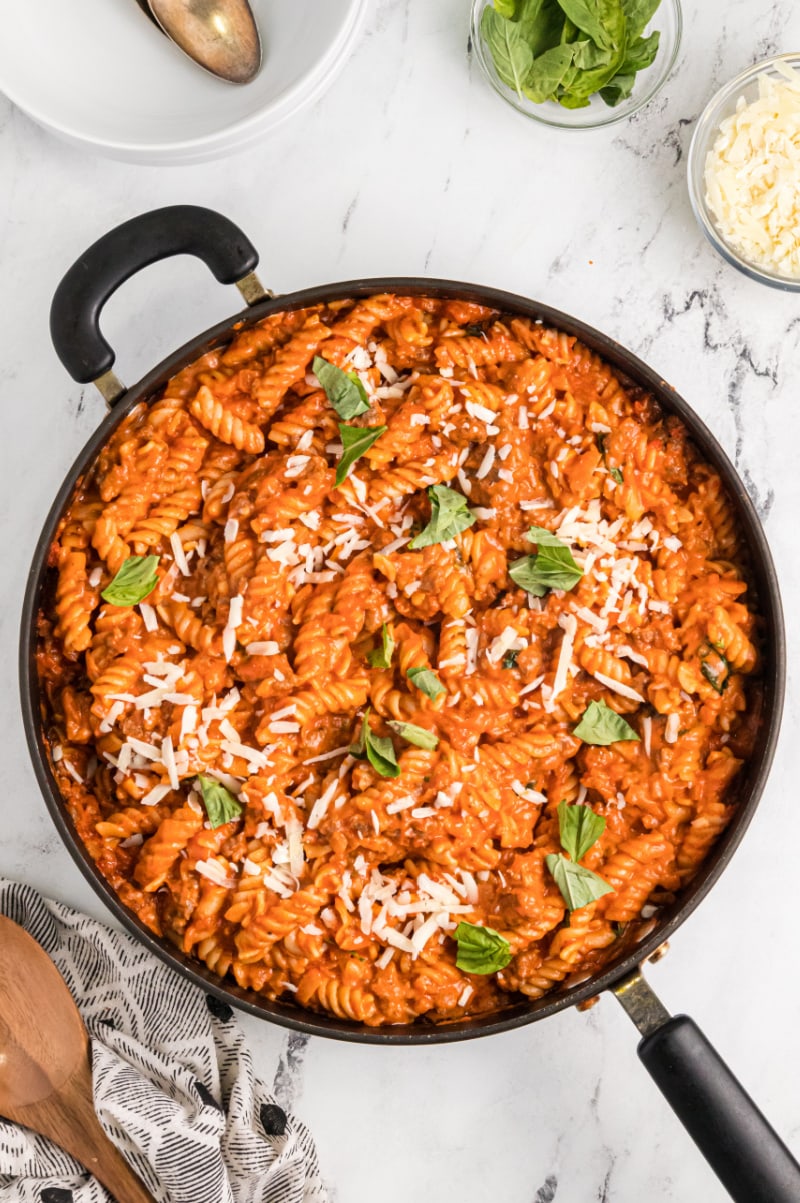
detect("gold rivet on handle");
top-left (648, 941), bottom-right (670, 964)
top-left (93, 370), bottom-right (126, 408)
top-left (236, 271), bottom-right (274, 306)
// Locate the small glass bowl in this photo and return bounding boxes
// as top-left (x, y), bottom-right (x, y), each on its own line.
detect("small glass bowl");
top-left (687, 53), bottom-right (800, 290)
top-left (470, 0), bottom-right (682, 130)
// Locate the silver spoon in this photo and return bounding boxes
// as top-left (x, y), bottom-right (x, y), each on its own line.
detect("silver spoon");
top-left (134, 0), bottom-right (262, 85)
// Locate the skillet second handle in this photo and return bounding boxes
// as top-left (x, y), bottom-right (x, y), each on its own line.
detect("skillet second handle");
top-left (49, 205), bottom-right (268, 401)
top-left (615, 970), bottom-right (800, 1203)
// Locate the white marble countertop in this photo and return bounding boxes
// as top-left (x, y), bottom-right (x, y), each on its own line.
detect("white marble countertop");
top-left (3, 2), bottom-right (800, 1199)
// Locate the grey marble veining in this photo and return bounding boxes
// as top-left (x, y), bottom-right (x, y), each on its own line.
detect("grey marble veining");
top-left (2, 2), bottom-right (800, 1200)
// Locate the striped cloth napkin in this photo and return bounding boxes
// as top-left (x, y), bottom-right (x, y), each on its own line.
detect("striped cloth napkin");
top-left (0, 880), bottom-right (327, 1203)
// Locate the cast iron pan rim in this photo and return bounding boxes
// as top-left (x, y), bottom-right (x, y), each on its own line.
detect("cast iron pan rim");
top-left (20, 276), bottom-right (786, 1044)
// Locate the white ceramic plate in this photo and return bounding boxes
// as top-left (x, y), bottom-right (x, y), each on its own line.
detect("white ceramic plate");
top-left (1, 0), bottom-right (366, 164)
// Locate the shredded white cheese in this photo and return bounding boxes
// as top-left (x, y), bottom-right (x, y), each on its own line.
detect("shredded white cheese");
top-left (664, 712), bottom-right (681, 744)
top-left (139, 603), bottom-right (158, 632)
top-left (170, 531), bottom-right (190, 577)
top-left (592, 671), bottom-right (645, 704)
top-left (222, 594), bottom-right (244, 663)
top-left (245, 640), bottom-right (279, 656)
top-left (705, 67), bottom-right (800, 277)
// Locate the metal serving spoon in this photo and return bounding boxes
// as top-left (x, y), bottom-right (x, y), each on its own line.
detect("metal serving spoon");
top-left (135, 0), bottom-right (262, 85)
top-left (0, 916), bottom-right (155, 1203)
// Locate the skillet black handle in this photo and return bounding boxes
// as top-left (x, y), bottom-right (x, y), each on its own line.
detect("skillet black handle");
top-left (49, 205), bottom-right (261, 389)
top-left (639, 1016), bottom-right (800, 1202)
top-left (615, 971), bottom-right (800, 1202)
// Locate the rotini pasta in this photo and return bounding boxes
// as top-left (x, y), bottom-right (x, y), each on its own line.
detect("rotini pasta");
top-left (37, 294), bottom-right (761, 1027)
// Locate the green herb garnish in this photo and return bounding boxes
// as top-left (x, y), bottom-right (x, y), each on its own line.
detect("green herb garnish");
top-left (454, 921), bottom-right (512, 974)
top-left (407, 666), bottom-right (446, 700)
top-left (387, 721), bottom-right (439, 751)
top-left (480, 8), bottom-right (534, 97)
top-left (545, 854), bottom-right (614, 910)
top-left (508, 525), bottom-right (583, 595)
top-left (600, 30), bottom-right (659, 105)
top-left (101, 555), bottom-right (159, 607)
top-left (313, 355), bottom-right (370, 419)
top-left (700, 646), bottom-right (731, 694)
top-left (597, 433), bottom-right (623, 484)
top-left (557, 799), bottom-right (606, 863)
top-left (335, 423), bottom-right (387, 487)
top-left (350, 710), bottom-right (400, 779)
top-left (367, 623), bottom-right (395, 669)
top-left (480, 0), bottom-right (661, 110)
top-left (197, 775), bottom-right (243, 829)
top-left (502, 648), bottom-right (520, 669)
top-left (546, 798), bottom-right (612, 910)
top-left (408, 484), bottom-right (476, 549)
top-left (573, 699), bottom-right (640, 745)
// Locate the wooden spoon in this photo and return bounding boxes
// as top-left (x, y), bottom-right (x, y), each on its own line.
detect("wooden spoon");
top-left (0, 916), bottom-right (155, 1203)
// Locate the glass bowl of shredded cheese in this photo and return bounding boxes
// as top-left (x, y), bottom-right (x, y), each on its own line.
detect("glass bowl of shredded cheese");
top-left (688, 54), bottom-right (800, 287)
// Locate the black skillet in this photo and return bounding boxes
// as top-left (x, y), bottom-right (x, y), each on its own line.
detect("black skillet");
top-left (19, 205), bottom-right (799, 1201)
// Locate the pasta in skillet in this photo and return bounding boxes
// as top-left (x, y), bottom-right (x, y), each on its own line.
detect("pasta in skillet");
top-left (38, 294), bottom-right (761, 1025)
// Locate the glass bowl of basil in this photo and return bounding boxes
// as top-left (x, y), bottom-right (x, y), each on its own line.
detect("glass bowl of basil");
top-left (471, 0), bottom-right (682, 129)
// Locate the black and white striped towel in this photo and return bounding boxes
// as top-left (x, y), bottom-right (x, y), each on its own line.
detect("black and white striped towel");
top-left (0, 880), bottom-right (327, 1203)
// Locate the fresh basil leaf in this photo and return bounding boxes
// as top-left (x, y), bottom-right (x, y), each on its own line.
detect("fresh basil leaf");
top-left (557, 39), bottom-right (625, 101)
top-left (557, 0), bottom-right (625, 53)
top-left (556, 63), bottom-right (581, 94)
top-left (560, 15), bottom-right (579, 42)
top-left (508, 560), bottom-right (547, 596)
top-left (700, 647), bottom-right (730, 694)
top-left (597, 433), bottom-right (624, 483)
top-left (352, 710), bottom-right (400, 778)
top-left (480, 5), bottom-right (534, 97)
top-left (557, 86), bottom-right (593, 108)
top-left (619, 29), bottom-right (660, 70)
top-left (518, 0), bottom-right (567, 55)
top-left (558, 800), bottom-right (606, 863)
top-left (599, 74), bottom-right (636, 105)
top-left (407, 666), bottom-right (446, 700)
top-left (367, 623), bottom-right (395, 669)
top-left (313, 355), bottom-right (370, 420)
top-left (387, 721), bottom-right (439, 751)
top-left (197, 775), bottom-right (243, 829)
top-left (546, 853), bottom-right (613, 910)
top-left (508, 525), bottom-right (583, 594)
top-left (572, 37), bottom-right (613, 69)
top-left (408, 484), bottom-right (476, 549)
top-left (600, 31), bottom-right (658, 104)
top-left (573, 699), bottom-right (640, 745)
top-left (502, 649), bottom-right (520, 669)
top-left (622, 0), bottom-right (660, 40)
top-left (366, 732), bottom-right (400, 778)
top-left (455, 921), bottom-right (512, 974)
top-left (527, 524), bottom-right (580, 553)
top-left (335, 423), bottom-right (387, 487)
top-left (488, 0), bottom-right (655, 107)
top-left (552, 0), bottom-right (627, 103)
top-left (101, 555), bottom-right (159, 607)
top-left (524, 43), bottom-right (577, 102)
